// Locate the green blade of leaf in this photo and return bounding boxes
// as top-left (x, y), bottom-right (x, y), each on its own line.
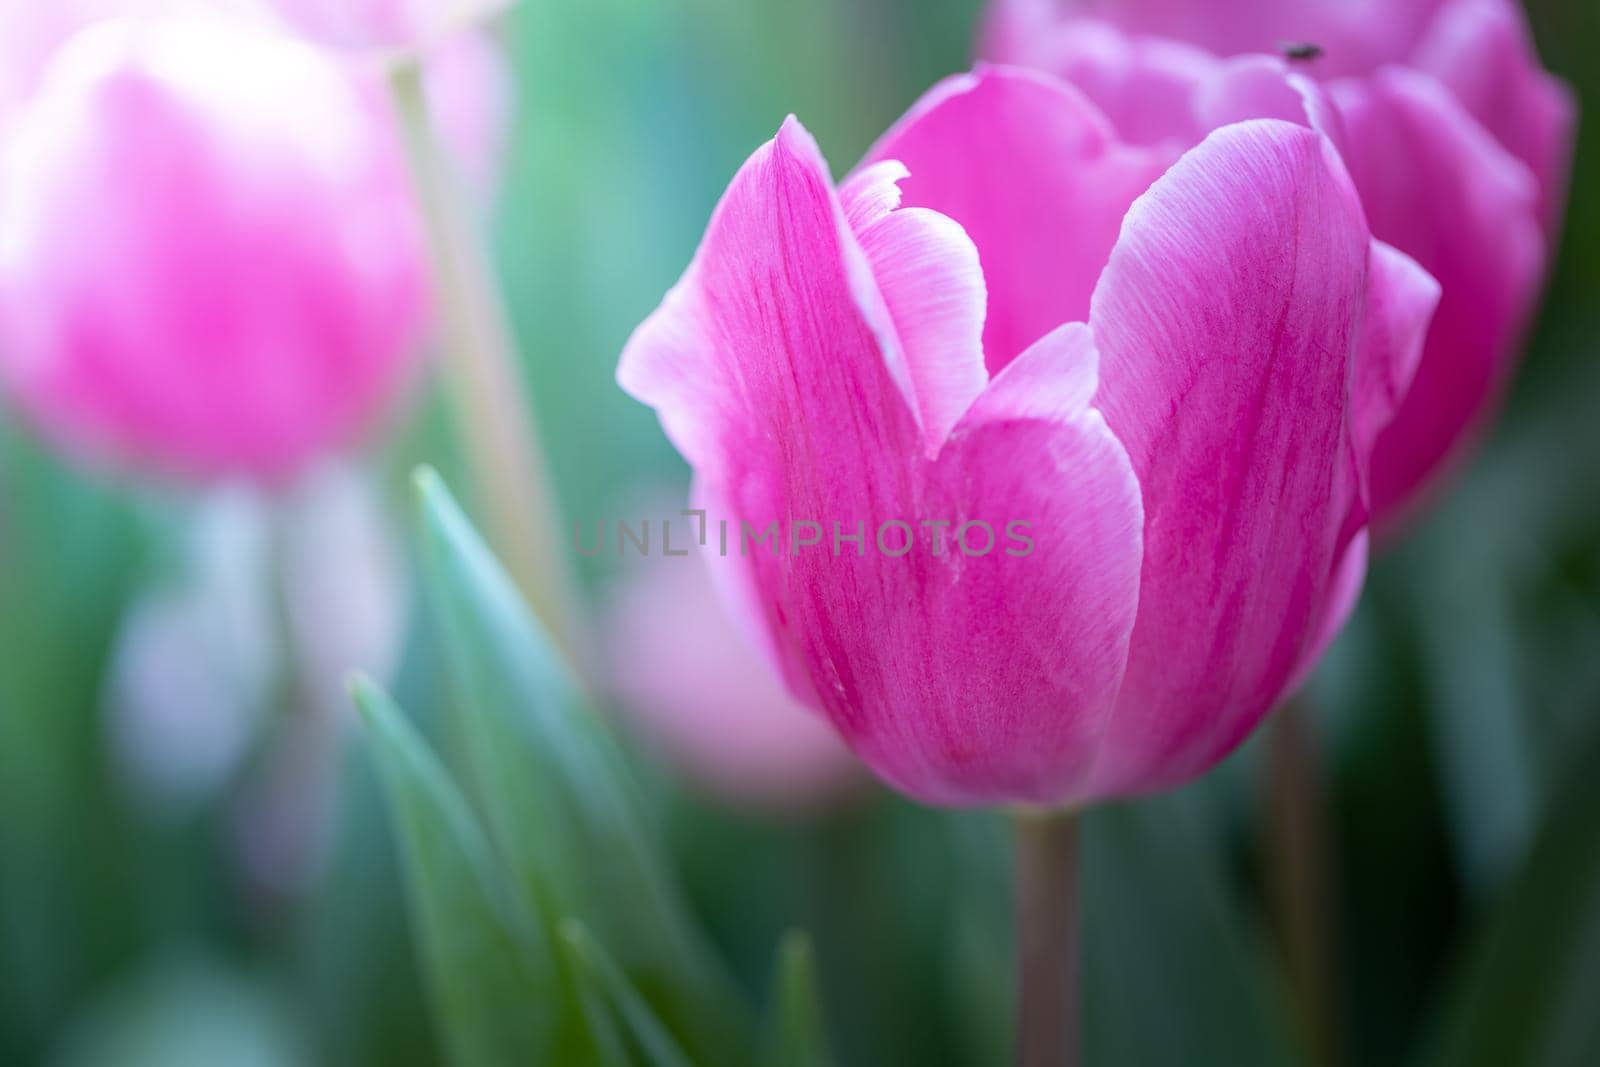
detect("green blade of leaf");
top-left (765, 932), bottom-right (833, 1067)
top-left (1421, 719), bottom-right (1600, 1067)
top-left (1082, 790), bottom-right (1299, 1067)
top-left (353, 676), bottom-right (556, 1067)
top-left (411, 469), bottom-right (750, 1064)
top-left (561, 920), bottom-right (697, 1067)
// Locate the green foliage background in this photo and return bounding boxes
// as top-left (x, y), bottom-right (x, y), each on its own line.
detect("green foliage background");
top-left (1, 1), bottom-right (1598, 1064)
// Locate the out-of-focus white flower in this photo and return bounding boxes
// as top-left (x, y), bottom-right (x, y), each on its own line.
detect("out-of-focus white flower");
top-left (105, 462), bottom-right (408, 839)
top-left (233, 462), bottom-right (409, 895)
top-left (277, 462), bottom-right (410, 721)
top-left (106, 489), bottom-right (277, 820)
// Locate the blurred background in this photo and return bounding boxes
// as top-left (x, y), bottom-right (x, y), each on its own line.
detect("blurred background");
top-left (1, 0), bottom-right (1597, 1064)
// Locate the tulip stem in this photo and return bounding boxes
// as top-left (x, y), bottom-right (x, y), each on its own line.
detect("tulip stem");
top-left (1014, 809), bottom-right (1080, 1067)
top-left (386, 58), bottom-right (587, 673)
top-left (1265, 700), bottom-right (1338, 1067)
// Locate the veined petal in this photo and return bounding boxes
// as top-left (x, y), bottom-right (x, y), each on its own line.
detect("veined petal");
top-left (1086, 120), bottom-right (1377, 796)
top-left (861, 66), bottom-right (1169, 373)
top-left (1289, 242), bottom-right (1438, 694)
top-left (617, 117), bottom-right (923, 476)
top-left (841, 162), bottom-right (989, 455)
top-left (834, 324), bottom-right (1143, 807)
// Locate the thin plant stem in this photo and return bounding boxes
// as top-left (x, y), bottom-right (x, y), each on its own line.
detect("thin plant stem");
top-left (1014, 809), bottom-right (1081, 1067)
top-left (387, 58), bottom-right (586, 672)
top-left (1265, 699), bottom-right (1338, 1067)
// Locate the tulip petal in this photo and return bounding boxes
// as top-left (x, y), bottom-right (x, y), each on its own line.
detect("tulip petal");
top-left (1330, 69), bottom-right (1546, 522)
top-left (987, 17), bottom-right (1223, 149)
top-left (844, 323), bottom-right (1143, 806)
top-left (617, 118), bottom-right (924, 705)
top-left (841, 162), bottom-right (990, 454)
top-left (862, 67), bottom-right (1168, 373)
top-left (1002, 0), bottom-right (1439, 78)
top-left (981, 18), bottom-right (1349, 155)
top-left (1354, 240), bottom-right (1439, 466)
top-left (1413, 0), bottom-right (1576, 237)
top-left (1085, 120), bottom-right (1377, 796)
top-left (618, 117), bottom-right (924, 478)
top-left (1290, 242), bottom-right (1438, 699)
top-left (1285, 531), bottom-right (1370, 696)
top-left (1195, 55), bottom-right (1349, 155)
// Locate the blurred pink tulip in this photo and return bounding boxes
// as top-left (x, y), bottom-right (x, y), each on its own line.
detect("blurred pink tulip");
top-left (0, 16), bottom-right (429, 480)
top-left (0, 2), bottom-right (515, 197)
top-left (619, 68), bottom-right (1438, 808)
top-left (604, 546), bottom-right (860, 812)
top-left (0, 2), bottom-right (271, 122)
top-left (983, 0), bottom-right (1576, 526)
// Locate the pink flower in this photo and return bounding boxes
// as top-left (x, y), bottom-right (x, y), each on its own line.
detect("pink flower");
top-left (0, 4), bottom-right (514, 198)
top-left (0, 3), bottom-right (273, 122)
top-left (0, 16), bottom-right (429, 481)
top-left (603, 543), bottom-right (860, 813)
top-left (618, 68), bottom-right (1438, 808)
top-left (983, 0), bottom-right (1576, 526)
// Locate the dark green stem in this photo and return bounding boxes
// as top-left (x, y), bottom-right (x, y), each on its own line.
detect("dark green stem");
top-left (1266, 701), bottom-right (1338, 1067)
top-left (1015, 810), bottom-right (1080, 1067)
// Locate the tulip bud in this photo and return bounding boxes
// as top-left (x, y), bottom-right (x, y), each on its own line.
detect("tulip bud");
top-left (0, 16), bottom-right (429, 481)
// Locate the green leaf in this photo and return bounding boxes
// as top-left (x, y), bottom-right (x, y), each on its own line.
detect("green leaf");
top-left (353, 677), bottom-right (555, 1067)
top-left (1082, 791), bottom-right (1298, 1067)
top-left (561, 921), bottom-right (696, 1067)
top-left (765, 932), bottom-right (833, 1067)
top-left (411, 469), bottom-right (750, 1064)
top-left (1421, 720), bottom-right (1600, 1067)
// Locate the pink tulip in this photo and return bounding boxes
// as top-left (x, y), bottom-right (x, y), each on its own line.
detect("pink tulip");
top-left (0, 3), bottom-right (514, 198)
top-left (619, 68), bottom-right (1438, 808)
top-left (983, 0), bottom-right (1575, 526)
top-left (0, 3), bottom-right (284, 123)
top-left (603, 545), bottom-right (860, 812)
top-left (0, 16), bottom-right (429, 481)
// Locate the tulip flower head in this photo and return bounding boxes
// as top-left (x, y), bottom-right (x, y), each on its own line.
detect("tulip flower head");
top-left (0, 16), bottom-right (429, 481)
top-left (983, 0), bottom-right (1576, 527)
top-left (620, 68), bottom-right (1439, 808)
